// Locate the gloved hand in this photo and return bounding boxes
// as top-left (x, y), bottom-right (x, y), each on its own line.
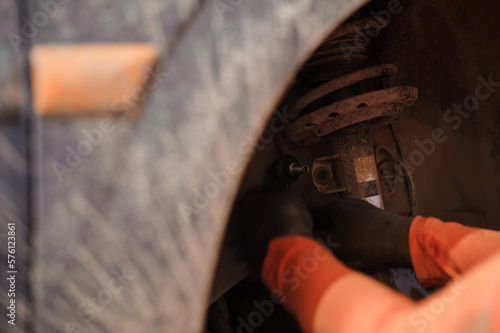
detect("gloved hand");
top-left (239, 191), bottom-right (313, 272)
top-left (312, 198), bottom-right (414, 270)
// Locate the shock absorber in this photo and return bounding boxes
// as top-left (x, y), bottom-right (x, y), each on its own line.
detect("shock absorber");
top-left (285, 17), bottom-right (418, 208)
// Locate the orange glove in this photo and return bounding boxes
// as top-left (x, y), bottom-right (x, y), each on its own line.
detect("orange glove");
top-left (262, 217), bottom-right (500, 333)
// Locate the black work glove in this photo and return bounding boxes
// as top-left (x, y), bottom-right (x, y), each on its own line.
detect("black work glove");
top-left (312, 198), bottom-right (414, 270)
top-left (239, 191), bottom-right (313, 273)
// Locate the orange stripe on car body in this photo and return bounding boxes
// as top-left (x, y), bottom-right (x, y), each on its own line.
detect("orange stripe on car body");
top-left (30, 43), bottom-right (158, 116)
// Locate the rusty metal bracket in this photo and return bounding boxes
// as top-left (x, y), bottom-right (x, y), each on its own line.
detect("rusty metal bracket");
top-left (311, 154), bottom-right (347, 193)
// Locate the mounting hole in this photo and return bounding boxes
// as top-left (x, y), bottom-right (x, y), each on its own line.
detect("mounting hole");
top-left (304, 123), bottom-right (316, 128)
top-left (314, 167), bottom-right (330, 186)
top-left (328, 112), bottom-right (338, 117)
top-left (357, 103), bottom-right (368, 109)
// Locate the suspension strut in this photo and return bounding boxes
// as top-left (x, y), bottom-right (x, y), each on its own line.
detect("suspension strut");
top-left (285, 17), bottom-right (418, 208)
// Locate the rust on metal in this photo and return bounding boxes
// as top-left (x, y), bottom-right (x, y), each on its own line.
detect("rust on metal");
top-left (288, 15), bottom-right (418, 145)
top-left (292, 64), bottom-right (398, 114)
top-left (311, 154), bottom-right (347, 193)
top-left (303, 54), bottom-right (367, 83)
top-left (299, 18), bottom-right (390, 84)
top-left (328, 17), bottom-right (387, 40)
top-left (286, 87), bottom-right (418, 143)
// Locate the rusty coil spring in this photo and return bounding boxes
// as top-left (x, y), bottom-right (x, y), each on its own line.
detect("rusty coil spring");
top-left (286, 17), bottom-right (418, 144)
